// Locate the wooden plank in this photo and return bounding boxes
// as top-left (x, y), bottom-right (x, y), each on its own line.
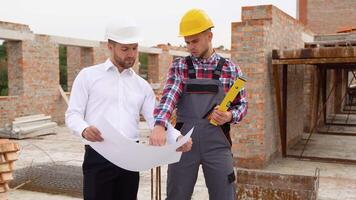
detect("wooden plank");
top-left (274, 47), bottom-right (356, 59)
top-left (272, 57), bottom-right (356, 65)
top-left (281, 64), bottom-right (287, 156)
top-left (273, 64), bottom-right (283, 156)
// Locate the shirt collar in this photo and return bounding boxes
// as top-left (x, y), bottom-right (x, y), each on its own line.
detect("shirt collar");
top-left (191, 51), bottom-right (218, 63)
top-left (104, 58), bottom-right (135, 76)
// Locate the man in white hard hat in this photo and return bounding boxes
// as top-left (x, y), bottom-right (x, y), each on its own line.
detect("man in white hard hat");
top-left (65, 18), bottom-right (192, 200)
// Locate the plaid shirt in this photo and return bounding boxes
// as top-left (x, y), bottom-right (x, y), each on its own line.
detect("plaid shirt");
top-left (154, 52), bottom-right (248, 128)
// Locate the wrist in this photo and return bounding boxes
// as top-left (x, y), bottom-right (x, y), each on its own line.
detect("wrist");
top-left (155, 124), bottom-right (167, 131)
top-left (81, 128), bottom-right (87, 139)
top-left (227, 111), bottom-right (233, 123)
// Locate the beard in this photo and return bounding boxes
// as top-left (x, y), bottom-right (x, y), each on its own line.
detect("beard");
top-left (198, 47), bottom-right (210, 59)
top-left (113, 55), bottom-right (135, 69)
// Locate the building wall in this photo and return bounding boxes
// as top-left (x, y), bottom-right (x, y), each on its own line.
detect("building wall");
top-left (67, 46), bottom-right (94, 92)
top-left (0, 96), bottom-right (18, 128)
top-left (298, 0), bottom-right (356, 34)
top-left (231, 5), bottom-right (313, 168)
top-left (6, 41), bottom-right (23, 96)
top-left (67, 46), bottom-right (81, 92)
top-left (20, 35), bottom-right (65, 123)
top-left (0, 21), bottom-right (191, 127)
top-left (92, 42), bottom-right (110, 65)
top-left (303, 66), bottom-right (318, 132)
top-left (147, 54), bottom-right (159, 83)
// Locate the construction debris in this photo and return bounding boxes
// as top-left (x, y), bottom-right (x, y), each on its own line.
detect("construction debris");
top-left (0, 114), bottom-right (58, 139)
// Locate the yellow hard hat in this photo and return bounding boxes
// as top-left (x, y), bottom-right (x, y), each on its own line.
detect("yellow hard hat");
top-left (179, 9), bottom-right (214, 37)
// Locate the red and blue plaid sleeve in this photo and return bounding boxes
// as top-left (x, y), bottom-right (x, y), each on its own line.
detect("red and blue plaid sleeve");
top-left (224, 60), bottom-right (248, 124)
top-left (154, 58), bottom-right (184, 128)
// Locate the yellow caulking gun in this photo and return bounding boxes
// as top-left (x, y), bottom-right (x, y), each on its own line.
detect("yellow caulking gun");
top-left (210, 76), bottom-right (246, 126)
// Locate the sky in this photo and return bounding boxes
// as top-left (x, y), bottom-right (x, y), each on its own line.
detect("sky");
top-left (0, 0), bottom-right (296, 49)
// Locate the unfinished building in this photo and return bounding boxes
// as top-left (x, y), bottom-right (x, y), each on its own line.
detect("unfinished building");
top-left (1, 0), bottom-right (356, 199)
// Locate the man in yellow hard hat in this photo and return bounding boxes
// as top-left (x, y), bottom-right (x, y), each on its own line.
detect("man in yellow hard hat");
top-left (150, 8), bottom-right (248, 200)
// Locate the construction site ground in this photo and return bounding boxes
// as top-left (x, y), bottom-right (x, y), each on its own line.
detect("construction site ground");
top-left (7, 125), bottom-right (356, 200)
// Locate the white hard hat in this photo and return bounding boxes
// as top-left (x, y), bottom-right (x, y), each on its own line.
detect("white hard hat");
top-left (105, 17), bottom-right (143, 44)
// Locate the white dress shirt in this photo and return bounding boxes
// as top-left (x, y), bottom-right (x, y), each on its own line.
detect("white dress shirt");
top-left (65, 59), bottom-right (180, 143)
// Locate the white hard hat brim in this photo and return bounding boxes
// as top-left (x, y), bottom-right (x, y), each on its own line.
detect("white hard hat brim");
top-left (105, 26), bottom-right (143, 44)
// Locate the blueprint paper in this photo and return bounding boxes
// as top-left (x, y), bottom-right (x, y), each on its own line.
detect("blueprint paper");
top-left (88, 118), bottom-right (193, 172)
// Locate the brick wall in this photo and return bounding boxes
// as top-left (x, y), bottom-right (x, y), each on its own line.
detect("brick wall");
top-left (0, 20), bottom-right (196, 128)
top-left (146, 44), bottom-right (173, 85)
top-left (147, 54), bottom-right (159, 83)
top-left (20, 34), bottom-right (65, 123)
top-left (6, 41), bottom-right (23, 96)
top-left (0, 96), bottom-right (18, 128)
top-left (92, 42), bottom-right (110, 65)
top-left (0, 23), bottom-right (67, 126)
top-left (236, 169), bottom-right (318, 199)
top-left (231, 5), bottom-right (313, 168)
top-left (298, 0), bottom-right (356, 34)
top-left (157, 44), bottom-right (173, 85)
top-left (67, 46), bottom-right (84, 92)
top-left (303, 67), bottom-right (318, 132)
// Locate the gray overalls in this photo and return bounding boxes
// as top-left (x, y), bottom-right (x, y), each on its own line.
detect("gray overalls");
top-left (166, 56), bottom-right (236, 200)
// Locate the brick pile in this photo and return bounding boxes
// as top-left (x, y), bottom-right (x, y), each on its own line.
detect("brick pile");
top-left (0, 139), bottom-right (19, 200)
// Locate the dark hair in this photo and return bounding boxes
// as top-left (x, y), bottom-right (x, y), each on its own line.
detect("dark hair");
top-left (108, 39), bottom-right (118, 45)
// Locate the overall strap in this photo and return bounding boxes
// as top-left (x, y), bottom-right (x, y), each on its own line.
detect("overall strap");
top-left (185, 56), bottom-right (196, 79)
top-left (213, 57), bottom-right (226, 80)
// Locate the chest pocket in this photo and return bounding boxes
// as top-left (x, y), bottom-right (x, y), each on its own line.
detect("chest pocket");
top-left (186, 84), bottom-right (219, 94)
top-left (124, 89), bottom-right (145, 115)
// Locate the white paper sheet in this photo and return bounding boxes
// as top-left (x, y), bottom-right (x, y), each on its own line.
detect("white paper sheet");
top-left (88, 118), bottom-right (193, 172)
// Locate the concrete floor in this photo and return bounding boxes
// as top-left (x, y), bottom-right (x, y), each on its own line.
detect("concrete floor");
top-left (8, 125), bottom-right (209, 200)
top-left (288, 133), bottom-right (356, 159)
top-left (6, 125), bottom-right (356, 200)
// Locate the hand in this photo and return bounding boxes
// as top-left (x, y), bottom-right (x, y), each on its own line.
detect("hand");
top-left (210, 106), bottom-right (232, 125)
top-left (176, 135), bottom-right (193, 152)
top-left (82, 126), bottom-right (104, 142)
top-left (149, 125), bottom-right (167, 146)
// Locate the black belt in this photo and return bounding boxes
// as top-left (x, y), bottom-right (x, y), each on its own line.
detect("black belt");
top-left (85, 140), bottom-right (139, 150)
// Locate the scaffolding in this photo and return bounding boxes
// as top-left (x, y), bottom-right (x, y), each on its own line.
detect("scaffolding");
top-left (272, 35), bottom-right (356, 164)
